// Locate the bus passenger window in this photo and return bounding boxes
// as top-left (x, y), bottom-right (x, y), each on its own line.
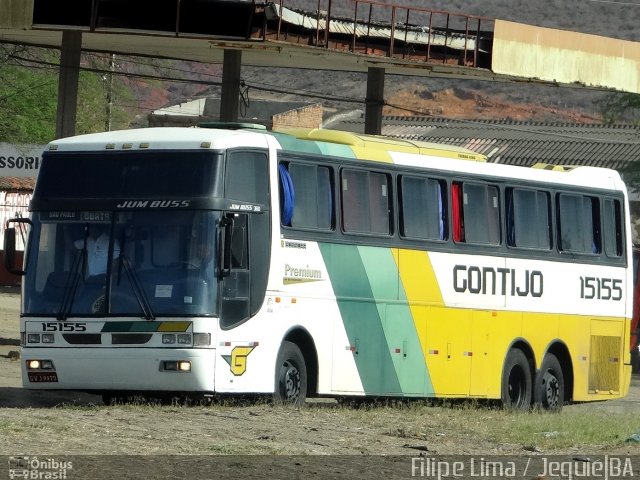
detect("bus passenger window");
top-left (283, 163), bottom-right (334, 230)
top-left (603, 198), bottom-right (623, 258)
top-left (456, 182), bottom-right (500, 245)
top-left (400, 176), bottom-right (446, 240)
top-left (506, 188), bottom-right (551, 250)
top-left (341, 169), bottom-right (390, 235)
top-left (558, 193), bottom-right (601, 254)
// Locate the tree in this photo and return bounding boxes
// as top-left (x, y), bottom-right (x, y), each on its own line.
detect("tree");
top-left (0, 44), bottom-right (57, 143)
top-left (0, 44), bottom-right (132, 144)
top-left (598, 92), bottom-right (640, 125)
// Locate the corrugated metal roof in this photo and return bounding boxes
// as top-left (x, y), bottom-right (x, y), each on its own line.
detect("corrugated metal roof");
top-left (0, 177), bottom-right (35, 191)
top-left (332, 116), bottom-right (640, 170)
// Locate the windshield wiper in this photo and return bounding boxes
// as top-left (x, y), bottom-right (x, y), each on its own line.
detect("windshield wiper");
top-left (119, 254), bottom-right (155, 320)
top-left (57, 249), bottom-right (84, 320)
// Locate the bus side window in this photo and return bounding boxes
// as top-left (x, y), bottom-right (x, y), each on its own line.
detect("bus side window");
top-left (280, 162), bottom-right (334, 230)
top-left (220, 213), bottom-right (250, 329)
top-left (603, 198), bottom-right (624, 258)
top-left (341, 169), bottom-right (391, 235)
top-left (454, 181), bottom-right (500, 245)
top-left (558, 193), bottom-right (601, 254)
top-left (399, 175), bottom-right (446, 241)
top-left (506, 188), bottom-right (551, 250)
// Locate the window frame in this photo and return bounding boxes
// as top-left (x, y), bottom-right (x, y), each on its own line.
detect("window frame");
top-left (278, 160), bottom-right (335, 232)
top-left (556, 192), bottom-right (601, 256)
top-left (505, 186), bottom-right (552, 251)
top-left (340, 167), bottom-right (393, 237)
top-left (451, 180), bottom-right (501, 247)
top-left (398, 174), bottom-right (448, 242)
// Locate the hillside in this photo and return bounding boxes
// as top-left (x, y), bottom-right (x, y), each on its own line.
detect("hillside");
top-left (1, 0), bottom-right (639, 140)
top-left (123, 0), bottom-right (638, 127)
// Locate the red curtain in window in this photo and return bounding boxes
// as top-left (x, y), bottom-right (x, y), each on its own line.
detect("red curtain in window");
top-left (452, 183), bottom-right (463, 242)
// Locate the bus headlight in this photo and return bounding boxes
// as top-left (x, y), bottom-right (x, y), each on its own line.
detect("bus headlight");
top-left (27, 334), bottom-right (40, 344)
top-left (27, 360), bottom-right (40, 369)
top-left (177, 334), bottom-right (191, 345)
top-left (42, 334), bottom-right (55, 344)
top-left (26, 360), bottom-right (54, 370)
top-left (162, 334), bottom-right (176, 344)
top-left (161, 360), bottom-right (191, 372)
top-left (41, 360), bottom-right (54, 370)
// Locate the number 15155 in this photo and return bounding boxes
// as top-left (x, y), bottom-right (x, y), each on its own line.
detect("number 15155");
top-left (579, 276), bottom-right (622, 301)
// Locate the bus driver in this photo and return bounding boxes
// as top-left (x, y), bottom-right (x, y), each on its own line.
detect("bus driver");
top-left (74, 224), bottom-right (120, 278)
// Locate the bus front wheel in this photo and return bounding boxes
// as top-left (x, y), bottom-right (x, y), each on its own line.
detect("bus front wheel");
top-left (533, 353), bottom-right (564, 411)
top-left (501, 349), bottom-right (532, 410)
top-left (273, 341), bottom-right (307, 406)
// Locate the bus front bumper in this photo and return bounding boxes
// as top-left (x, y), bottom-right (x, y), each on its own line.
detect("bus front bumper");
top-left (21, 347), bottom-right (216, 392)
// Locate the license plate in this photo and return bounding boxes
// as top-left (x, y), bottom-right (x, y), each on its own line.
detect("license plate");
top-left (28, 372), bottom-right (58, 383)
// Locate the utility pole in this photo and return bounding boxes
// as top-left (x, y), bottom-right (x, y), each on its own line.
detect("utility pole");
top-left (104, 53), bottom-right (115, 132)
top-left (55, 31), bottom-right (82, 139)
top-left (220, 49), bottom-right (242, 122)
top-left (365, 67), bottom-right (385, 135)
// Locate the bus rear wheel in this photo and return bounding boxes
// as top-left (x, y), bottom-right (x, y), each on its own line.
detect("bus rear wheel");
top-left (501, 349), bottom-right (532, 410)
top-left (273, 341), bottom-right (307, 406)
top-left (534, 353), bottom-right (564, 411)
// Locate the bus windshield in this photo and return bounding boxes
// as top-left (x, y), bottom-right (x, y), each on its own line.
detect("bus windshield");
top-left (24, 210), bottom-right (220, 318)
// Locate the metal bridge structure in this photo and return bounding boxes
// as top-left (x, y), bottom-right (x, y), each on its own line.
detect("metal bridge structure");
top-left (0, 0), bottom-right (639, 137)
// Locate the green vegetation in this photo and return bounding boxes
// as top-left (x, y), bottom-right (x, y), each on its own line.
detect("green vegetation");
top-left (0, 45), bottom-right (132, 144)
top-left (0, 61), bottom-right (57, 143)
top-left (357, 402), bottom-right (639, 451)
top-left (599, 93), bottom-right (640, 125)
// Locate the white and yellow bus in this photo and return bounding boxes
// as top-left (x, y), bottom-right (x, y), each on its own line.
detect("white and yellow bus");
top-left (5, 124), bottom-right (632, 409)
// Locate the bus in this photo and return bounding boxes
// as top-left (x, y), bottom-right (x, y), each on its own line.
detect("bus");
top-left (5, 124), bottom-right (632, 410)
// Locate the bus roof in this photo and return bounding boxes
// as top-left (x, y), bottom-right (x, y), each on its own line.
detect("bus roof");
top-left (273, 127), bottom-right (487, 163)
top-left (47, 126), bottom-right (485, 163)
top-left (46, 127), bottom-right (271, 152)
top-left (44, 126), bottom-right (625, 193)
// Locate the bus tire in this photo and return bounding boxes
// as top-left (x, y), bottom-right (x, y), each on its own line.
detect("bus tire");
top-left (274, 341), bottom-right (307, 406)
top-left (533, 353), bottom-right (564, 411)
top-left (501, 348), bottom-right (532, 410)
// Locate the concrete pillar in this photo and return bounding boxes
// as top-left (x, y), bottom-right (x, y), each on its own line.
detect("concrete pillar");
top-left (55, 31), bottom-right (82, 139)
top-left (220, 49), bottom-right (242, 123)
top-left (364, 67), bottom-right (385, 135)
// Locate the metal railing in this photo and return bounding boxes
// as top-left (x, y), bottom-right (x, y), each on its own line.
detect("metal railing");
top-left (267, 0), bottom-right (493, 68)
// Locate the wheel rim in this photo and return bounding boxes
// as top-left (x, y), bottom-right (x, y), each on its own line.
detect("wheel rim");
top-left (542, 370), bottom-right (560, 408)
top-left (507, 365), bottom-right (527, 407)
top-left (279, 360), bottom-right (301, 403)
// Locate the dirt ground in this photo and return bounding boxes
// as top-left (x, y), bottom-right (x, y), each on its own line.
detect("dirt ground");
top-left (1, 285), bottom-right (640, 474)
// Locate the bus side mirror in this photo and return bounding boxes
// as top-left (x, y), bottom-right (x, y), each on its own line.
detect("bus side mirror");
top-left (4, 218), bottom-right (31, 276)
top-left (4, 227), bottom-right (24, 276)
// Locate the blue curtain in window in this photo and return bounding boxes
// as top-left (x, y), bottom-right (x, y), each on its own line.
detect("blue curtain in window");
top-left (278, 163), bottom-right (295, 226)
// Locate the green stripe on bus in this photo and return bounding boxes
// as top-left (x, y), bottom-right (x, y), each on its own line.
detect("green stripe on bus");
top-left (100, 322), bottom-right (191, 333)
top-left (101, 322), bottom-right (135, 332)
top-left (358, 246), bottom-right (433, 396)
top-left (315, 142), bottom-right (355, 158)
top-left (319, 243), bottom-right (401, 395)
top-left (271, 132), bottom-right (323, 154)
